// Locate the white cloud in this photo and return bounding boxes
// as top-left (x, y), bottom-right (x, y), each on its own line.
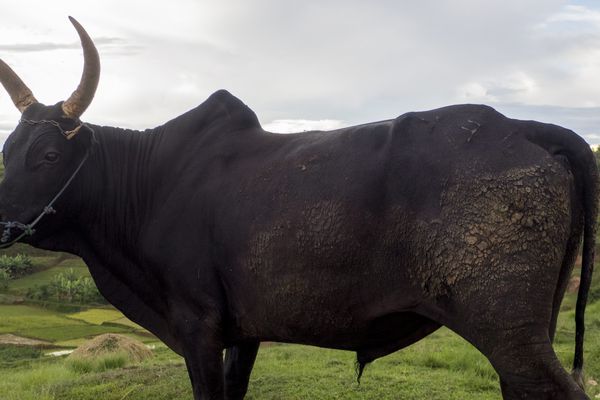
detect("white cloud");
top-left (543, 4), bottom-right (600, 25)
top-left (1, 1), bottom-right (600, 145)
top-left (263, 119), bottom-right (346, 133)
top-left (458, 72), bottom-right (538, 103)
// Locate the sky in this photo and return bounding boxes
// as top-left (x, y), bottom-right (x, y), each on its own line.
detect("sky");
top-left (2, 1), bottom-right (600, 144)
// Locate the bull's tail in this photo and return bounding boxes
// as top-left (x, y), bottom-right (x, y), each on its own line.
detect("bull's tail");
top-left (572, 144), bottom-right (598, 388)
top-left (527, 124), bottom-right (599, 388)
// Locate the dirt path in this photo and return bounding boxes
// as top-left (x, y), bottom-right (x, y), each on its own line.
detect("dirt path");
top-left (0, 333), bottom-right (51, 346)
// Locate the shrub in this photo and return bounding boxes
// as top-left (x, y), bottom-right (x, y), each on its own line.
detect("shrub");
top-left (66, 351), bottom-right (129, 373)
top-left (26, 269), bottom-right (106, 305)
top-left (0, 269), bottom-right (10, 290)
top-left (0, 254), bottom-right (33, 278)
top-left (0, 345), bottom-right (42, 367)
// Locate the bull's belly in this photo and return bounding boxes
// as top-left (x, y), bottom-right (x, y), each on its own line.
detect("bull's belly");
top-left (226, 275), bottom-right (427, 350)
top-left (227, 296), bottom-right (440, 358)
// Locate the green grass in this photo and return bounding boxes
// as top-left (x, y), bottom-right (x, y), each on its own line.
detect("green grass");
top-left (0, 305), bottom-right (81, 334)
top-left (245, 338), bottom-right (500, 400)
top-left (0, 304), bottom-right (599, 400)
top-left (0, 361), bottom-right (78, 400)
top-left (67, 309), bottom-right (126, 325)
top-left (8, 262), bottom-right (89, 293)
top-left (0, 344), bottom-right (43, 368)
top-left (66, 352), bottom-right (129, 373)
top-left (52, 362), bottom-right (191, 400)
top-left (110, 317), bottom-right (145, 330)
top-left (2, 282), bottom-right (598, 400)
top-left (4, 320), bottom-right (596, 400)
top-left (0, 282), bottom-right (594, 400)
top-left (21, 324), bottom-right (130, 342)
top-left (0, 305), bottom-right (133, 342)
top-left (0, 266), bottom-right (597, 400)
top-left (0, 339), bottom-right (500, 400)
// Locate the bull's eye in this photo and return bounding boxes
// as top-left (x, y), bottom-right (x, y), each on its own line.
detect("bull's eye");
top-left (44, 152), bottom-right (60, 163)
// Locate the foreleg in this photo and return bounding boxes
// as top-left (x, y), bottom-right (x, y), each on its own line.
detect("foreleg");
top-left (224, 341), bottom-right (260, 400)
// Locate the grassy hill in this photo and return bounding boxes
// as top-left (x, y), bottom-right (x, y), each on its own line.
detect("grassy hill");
top-left (1, 156), bottom-right (600, 399)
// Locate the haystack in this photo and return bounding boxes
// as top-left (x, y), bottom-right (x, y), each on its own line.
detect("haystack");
top-left (69, 333), bottom-right (152, 362)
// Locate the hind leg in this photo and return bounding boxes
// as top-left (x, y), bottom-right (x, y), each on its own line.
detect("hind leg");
top-left (412, 159), bottom-right (586, 397)
top-left (489, 328), bottom-right (586, 399)
top-left (437, 311), bottom-right (588, 399)
top-left (418, 253), bottom-right (588, 400)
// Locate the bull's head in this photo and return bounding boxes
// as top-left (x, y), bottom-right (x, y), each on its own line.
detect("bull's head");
top-left (0, 17), bottom-right (99, 247)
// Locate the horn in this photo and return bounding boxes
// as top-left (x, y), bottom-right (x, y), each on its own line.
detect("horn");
top-left (0, 59), bottom-right (38, 113)
top-left (62, 16), bottom-right (100, 119)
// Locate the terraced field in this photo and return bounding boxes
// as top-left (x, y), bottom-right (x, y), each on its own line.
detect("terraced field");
top-left (0, 255), bottom-right (154, 350)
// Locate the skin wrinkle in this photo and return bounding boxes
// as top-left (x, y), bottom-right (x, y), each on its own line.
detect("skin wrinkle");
top-left (79, 125), bottom-right (161, 246)
top-left (60, 125), bottom-right (168, 345)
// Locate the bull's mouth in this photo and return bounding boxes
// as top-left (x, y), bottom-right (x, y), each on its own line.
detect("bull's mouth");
top-left (0, 222), bottom-right (31, 247)
top-left (0, 210), bottom-right (51, 248)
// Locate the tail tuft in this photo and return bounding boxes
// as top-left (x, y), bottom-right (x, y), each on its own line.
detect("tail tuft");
top-left (355, 358), bottom-right (367, 384)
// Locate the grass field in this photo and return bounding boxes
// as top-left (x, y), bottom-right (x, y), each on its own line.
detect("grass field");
top-left (0, 337), bottom-right (501, 400)
top-left (1, 315), bottom-right (599, 400)
top-left (7, 262), bottom-right (89, 293)
top-left (0, 304), bottom-right (135, 342)
top-left (0, 248), bottom-right (599, 398)
top-left (0, 280), bottom-right (599, 399)
top-left (0, 254), bottom-right (151, 350)
top-left (67, 308), bottom-right (128, 325)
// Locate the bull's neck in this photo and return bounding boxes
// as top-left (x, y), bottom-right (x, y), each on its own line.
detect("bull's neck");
top-left (74, 124), bottom-right (163, 252)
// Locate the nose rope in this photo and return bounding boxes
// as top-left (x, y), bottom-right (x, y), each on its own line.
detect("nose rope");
top-left (0, 123), bottom-right (95, 248)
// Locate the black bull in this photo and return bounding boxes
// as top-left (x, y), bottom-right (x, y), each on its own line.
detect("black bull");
top-left (0, 90), bottom-right (597, 399)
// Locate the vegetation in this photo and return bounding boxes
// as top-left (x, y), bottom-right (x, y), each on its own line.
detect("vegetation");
top-left (0, 253), bottom-right (35, 290)
top-left (594, 146), bottom-right (600, 171)
top-left (0, 305), bottom-right (133, 342)
top-left (0, 268), bottom-right (10, 290)
top-left (9, 262), bottom-right (87, 293)
top-left (1, 310), bottom-right (600, 400)
top-left (0, 254), bottom-right (34, 278)
top-left (0, 279), bottom-right (600, 399)
top-left (66, 352), bottom-right (129, 374)
top-left (68, 309), bottom-right (126, 325)
top-left (0, 344), bottom-right (42, 367)
top-left (52, 269), bottom-right (104, 304)
top-left (25, 268), bottom-right (106, 305)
